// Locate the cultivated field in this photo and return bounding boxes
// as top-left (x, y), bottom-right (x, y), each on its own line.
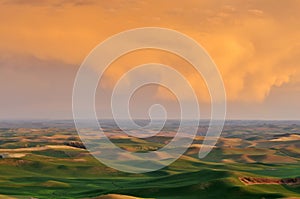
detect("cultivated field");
top-left (0, 120), bottom-right (299, 199)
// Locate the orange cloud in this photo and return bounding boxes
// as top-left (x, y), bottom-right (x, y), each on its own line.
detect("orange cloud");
top-left (0, 0), bottom-right (299, 103)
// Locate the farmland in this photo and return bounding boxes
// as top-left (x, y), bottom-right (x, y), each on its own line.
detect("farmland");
top-left (0, 120), bottom-right (299, 199)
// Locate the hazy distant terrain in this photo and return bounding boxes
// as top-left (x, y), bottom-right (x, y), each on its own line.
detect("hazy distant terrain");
top-left (0, 120), bottom-right (299, 199)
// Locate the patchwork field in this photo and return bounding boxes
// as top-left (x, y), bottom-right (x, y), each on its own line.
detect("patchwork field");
top-left (0, 120), bottom-right (299, 199)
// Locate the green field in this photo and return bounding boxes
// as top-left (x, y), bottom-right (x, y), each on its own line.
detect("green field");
top-left (0, 121), bottom-right (299, 199)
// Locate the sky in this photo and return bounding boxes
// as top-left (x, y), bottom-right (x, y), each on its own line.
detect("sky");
top-left (0, 0), bottom-right (300, 120)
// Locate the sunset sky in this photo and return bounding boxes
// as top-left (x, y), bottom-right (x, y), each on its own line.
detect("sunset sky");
top-left (0, 0), bottom-right (300, 120)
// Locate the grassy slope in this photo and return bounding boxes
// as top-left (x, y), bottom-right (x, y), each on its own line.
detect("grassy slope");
top-left (0, 124), bottom-right (299, 199)
top-left (0, 150), bottom-right (298, 199)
